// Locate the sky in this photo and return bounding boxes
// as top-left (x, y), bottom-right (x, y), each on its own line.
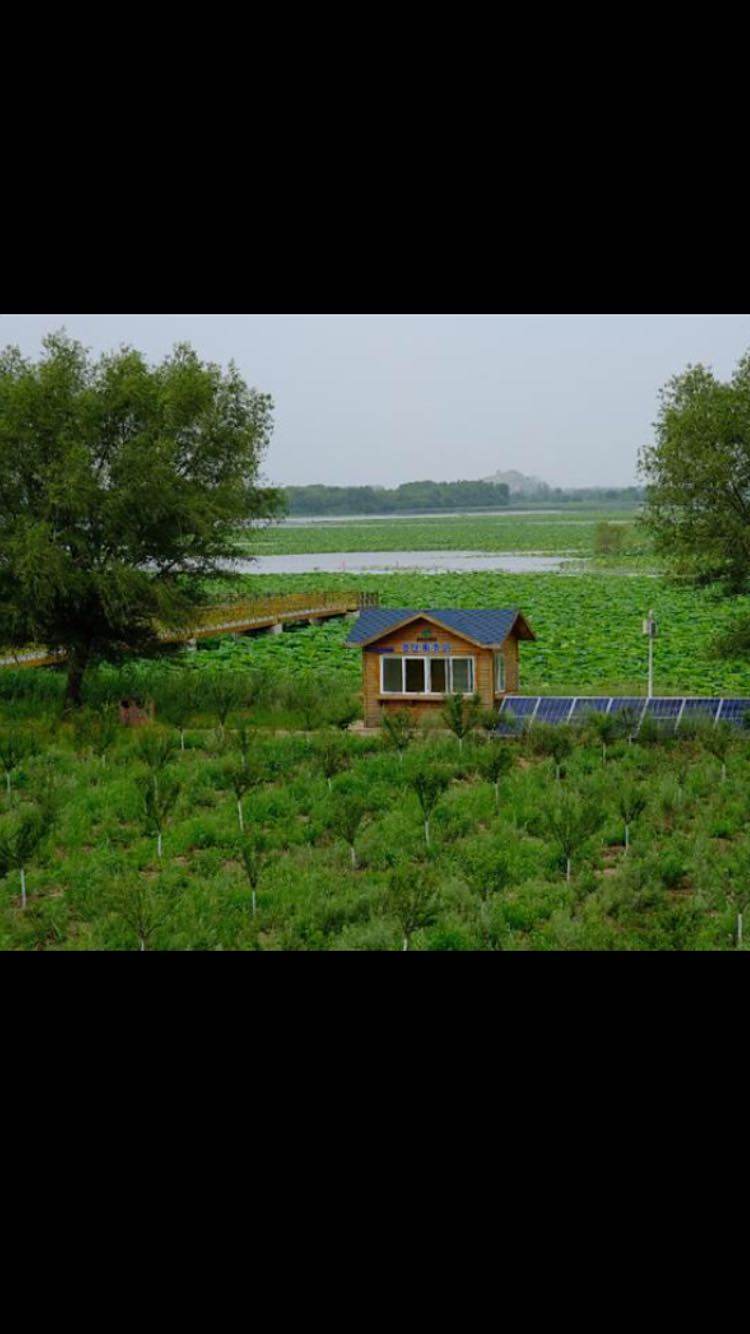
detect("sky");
top-left (2, 314), bottom-right (749, 489)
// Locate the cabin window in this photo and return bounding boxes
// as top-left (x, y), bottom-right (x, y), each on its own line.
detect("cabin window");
top-left (382, 657), bottom-right (403, 693)
top-left (451, 658), bottom-right (474, 694)
top-left (405, 658), bottom-right (426, 693)
top-left (495, 652), bottom-right (506, 693)
top-left (430, 659), bottom-right (448, 693)
top-left (380, 655), bottom-right (476, 695)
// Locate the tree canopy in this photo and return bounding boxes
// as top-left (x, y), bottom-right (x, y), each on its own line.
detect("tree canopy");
top-left (0, 333), bottom-right (280, 702)
top-left (640, 353), bottom-right (750, 591)
top-left (284, 478), bottom-right (511, 515)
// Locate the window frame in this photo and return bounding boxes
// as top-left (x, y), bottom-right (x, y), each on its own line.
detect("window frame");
top-left (449, 657), bottom-right (475, 696)
top-left (381, 655), bottom-right (406, 695)
top-left (379, 654), bottom-right (476, 697)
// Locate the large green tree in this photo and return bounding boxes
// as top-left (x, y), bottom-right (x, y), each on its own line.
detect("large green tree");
top-left (0, 333), bottom-right (280, 704)
top-left (639, 353), bottom-right (750, 591)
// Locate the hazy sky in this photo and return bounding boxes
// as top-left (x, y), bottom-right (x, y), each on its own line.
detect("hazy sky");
top-left (2, 314), bottom-right (749, 489)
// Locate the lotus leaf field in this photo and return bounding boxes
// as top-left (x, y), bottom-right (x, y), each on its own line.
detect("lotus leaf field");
top-left (198, 572), bottom-right (750, 699)
top-left (244, 509), bottom-right (647, 559)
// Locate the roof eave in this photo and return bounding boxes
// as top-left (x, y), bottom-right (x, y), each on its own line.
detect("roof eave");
top-left (511, 612), bottom-right (537, 642)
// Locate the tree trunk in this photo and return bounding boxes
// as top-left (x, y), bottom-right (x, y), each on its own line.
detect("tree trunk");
top-left (157, 832), bottom-right (163, 859)
top-left (625, 825), bottom-right (630, 853)
top-left (424, 818), bottom-right (430, 847)
top-left (738, 913), bottom-right (744, 949)
top-left (566, 857), bottom-right (572, 883)
top-left (350, 845), bottom-right (358, 870)
top-left (20, 866), bottom-right (27, 909)
top-left (238, 801), bottom-right (244, 833)
top-left (403, 936), bottom-right (409, 952)
top-left (495, 782), bottom-right (500, 810)
top-left (252, 890), bottom-right (257, 918)
top-left (64, 644), bottom-right (90, 710)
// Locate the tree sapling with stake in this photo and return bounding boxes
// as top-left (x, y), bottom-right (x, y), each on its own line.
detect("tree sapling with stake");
top-left (0, 809), bottom-right (46, 909)
top-left (329, 793), bottom-right (368, 869)
top-left (410, 769), bottom-right (451, 847)
top-left (109, 874), bottom-right (174, 952)
top-left (135, 726), bottom-right (178, 792)
top-left (381, 710), bottom-right (416, 764)
top-left (481, 745), bottom-right (514, 811)
top-left (698, 720), bottom-right (734, 783)
top-left (0, 729), bottom-right (37, 802)
top-left (223, 759), bottom-right (263, 833)
top-left (383, 861), bottom-right (439, 951)
top-left (239, 832), bottom-right (268, 918)
top-left (139, 772), bottom-right (180, 860)
top-left (617, 783), bottom-right (647, 854)
top-left (441, 692), bottom-right (482, 752)
top-left (528, 723), bottom-right (574, 782)
top-left (541, 790), bottom-right (604, 882)
top-left (316, 732), bottom-right (350, 791)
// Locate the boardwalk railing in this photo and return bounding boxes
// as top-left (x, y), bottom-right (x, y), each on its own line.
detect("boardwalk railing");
top-left (0, 590), bottom-right (379, 669)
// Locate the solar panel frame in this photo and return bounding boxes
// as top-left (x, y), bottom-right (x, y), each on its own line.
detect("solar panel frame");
top-left (681, 698), bottom-right (721, 720)
top-left (716, 700), bottom-right (750, 728)
top-left (646, 698), bottom-right (684, 719)
top-left (643, 698), bottom-right (683, 734)
top-left (502, 698), bottom-right (540, 719)
top-left (571, 698), bottom-right (611, 719)
top-left (535, 697), bottom-right (577, 724)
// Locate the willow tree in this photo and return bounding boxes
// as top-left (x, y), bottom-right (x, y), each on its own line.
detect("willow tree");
top-left (0, 333), bottom-right (280, 705)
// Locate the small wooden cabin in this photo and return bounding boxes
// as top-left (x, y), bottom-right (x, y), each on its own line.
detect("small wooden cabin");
top-left (346, 608), bottom-right (536, 728)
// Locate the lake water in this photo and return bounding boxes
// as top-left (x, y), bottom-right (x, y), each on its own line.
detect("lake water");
top-left (279, 510), bottom-right (568, 525)
top-left (228, 551), bottom-right (571, 575)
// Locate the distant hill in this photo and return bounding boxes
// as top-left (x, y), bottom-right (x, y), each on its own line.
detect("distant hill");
top-left (483, 469), bottom-right (549, 495)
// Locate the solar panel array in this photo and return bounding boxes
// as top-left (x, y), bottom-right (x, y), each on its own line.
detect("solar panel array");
top-left (498, 697), bottom-right (750, 735)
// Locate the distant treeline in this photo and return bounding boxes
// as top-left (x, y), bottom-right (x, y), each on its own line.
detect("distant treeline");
top-left (283, 481), bottom-right (644, 515)
top-left (543, 486), bottom-right (644, 503)
top-left (284, 480), bottom-right (511, 515)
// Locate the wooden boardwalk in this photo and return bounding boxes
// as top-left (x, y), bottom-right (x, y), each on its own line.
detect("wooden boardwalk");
top-left (0, 591), bottom-right (378, 670)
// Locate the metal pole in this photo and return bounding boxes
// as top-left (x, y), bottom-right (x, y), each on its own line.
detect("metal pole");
top-left (644, 609), bottom-right (656, 700)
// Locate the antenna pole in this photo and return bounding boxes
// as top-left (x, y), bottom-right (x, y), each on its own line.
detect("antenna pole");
top-left (643, 609), bottom-right (657, 700)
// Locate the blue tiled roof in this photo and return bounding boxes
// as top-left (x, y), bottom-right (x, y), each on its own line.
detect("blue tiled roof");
top-left (346, 608), bottom-right (530, 647)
